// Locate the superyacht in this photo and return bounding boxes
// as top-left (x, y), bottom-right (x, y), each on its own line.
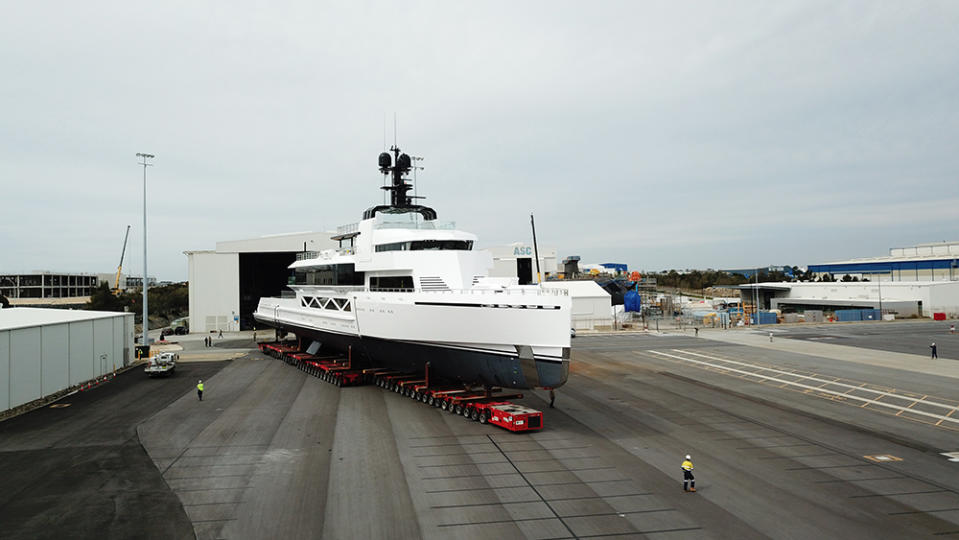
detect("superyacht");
top-left (253, 147), bottom-right (571, 389)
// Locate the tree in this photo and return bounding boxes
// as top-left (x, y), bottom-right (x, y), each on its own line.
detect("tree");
top-left (87, 282), bottom-right (129, 312)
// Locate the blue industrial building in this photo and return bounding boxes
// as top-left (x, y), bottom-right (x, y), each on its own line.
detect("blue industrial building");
top-left (809, 241), bottom-right (959, 282)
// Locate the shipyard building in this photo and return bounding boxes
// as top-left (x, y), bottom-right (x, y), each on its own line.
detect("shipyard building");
top-left (736, 242), bottom-right (959, 319)
top-left (0, 307), bottom-right (134, 415)
top-left (185, 232), bottom-right (338, 333)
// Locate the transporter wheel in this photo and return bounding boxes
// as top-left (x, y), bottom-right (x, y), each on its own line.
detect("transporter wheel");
top-left (428, 396), bottom-right (435, 406)
top-left (454, 404), bottom-right (462, 415)
top-left (470, 408), bottom-right (479, 422)
top-left (335, 378), bottom-right (342, 387)
top-left (440, 399), bottom-right (448, 411)
top-left (419, 393), bottom-right (428, 403)
top-left (462, 405), bottom-right (472, 418)
top-left (478, 411), bottom-right (488, 424)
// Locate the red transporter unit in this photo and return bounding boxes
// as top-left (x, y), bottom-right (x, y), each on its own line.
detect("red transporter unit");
top-left (258, 342), bottom-right (547, 432)
top-left (484, 402), bottom-right (543, 432)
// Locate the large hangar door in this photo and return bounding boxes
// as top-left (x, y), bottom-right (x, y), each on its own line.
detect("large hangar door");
top-left (238, 252), bottom-right (297, 330)
top-left (517, 258), bottom-right (533, 285)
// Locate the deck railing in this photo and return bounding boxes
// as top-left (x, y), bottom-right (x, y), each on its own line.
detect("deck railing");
top-left (289, 285), bottom-right (568, 296)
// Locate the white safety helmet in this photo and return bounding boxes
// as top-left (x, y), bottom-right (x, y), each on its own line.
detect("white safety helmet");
top-left (685, 455), bottom-right (691, 460)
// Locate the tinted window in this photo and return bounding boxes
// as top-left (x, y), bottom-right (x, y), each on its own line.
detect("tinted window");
top-left (369, 276), bottom-right (414, 291)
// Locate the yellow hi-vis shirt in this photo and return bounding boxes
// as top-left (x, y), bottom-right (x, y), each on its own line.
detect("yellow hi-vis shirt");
top-left (197, 383), bottom-right (205, 392)
top-left (681, 460), bottom-right (694, 471)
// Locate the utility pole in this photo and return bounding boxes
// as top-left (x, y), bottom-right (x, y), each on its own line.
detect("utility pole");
top-left (136, 153), bottom-right (155, 348)
top-left (877, 270), bottom-right (883, 318)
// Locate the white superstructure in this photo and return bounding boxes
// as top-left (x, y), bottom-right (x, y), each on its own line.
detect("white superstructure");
top-left (254, 147), bottom-right (571, 389)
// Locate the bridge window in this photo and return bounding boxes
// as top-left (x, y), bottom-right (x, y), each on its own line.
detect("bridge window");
top-left (295, 264), bottom-right (365, 286)
top-left (375, 240), bottom-right (473, 252)
top-left (370, 276), bottom-right (414, 291)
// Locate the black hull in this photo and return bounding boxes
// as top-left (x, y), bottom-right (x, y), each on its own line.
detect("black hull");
top-left (259, 319), bottom-right (568, 390)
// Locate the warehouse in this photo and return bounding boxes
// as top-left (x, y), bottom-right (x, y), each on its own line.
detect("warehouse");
top-left (487, 243), bottom-right (557, 284)
top-left (185, 232), bottom-right (338, 333)
top-left (809, 241), bottom-right (959, 281)
top-left (737, 281), bottom-right (959, 319)
top-left (0, 307), bottom-right (134, 415)
top-left (541, 280), bottom-right (613, 330)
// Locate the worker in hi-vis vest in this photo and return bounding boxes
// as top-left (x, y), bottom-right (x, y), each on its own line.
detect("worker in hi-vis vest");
top-left (681, 455), bottom-right (696, 492)
top-left (197, 380), bottom-right (204, 401)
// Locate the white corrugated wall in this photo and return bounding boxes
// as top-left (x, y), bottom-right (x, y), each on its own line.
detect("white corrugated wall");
top-left (1, 312), bottom-right (134, 413)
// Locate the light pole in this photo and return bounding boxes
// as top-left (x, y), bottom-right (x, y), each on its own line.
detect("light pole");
top-left (876, 269), bottom-right (883, 318)
top-left (136, 153), bottom-right (154, 348)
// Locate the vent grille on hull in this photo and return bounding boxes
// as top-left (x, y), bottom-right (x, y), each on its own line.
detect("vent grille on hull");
top-left (419, 276), bottom-right (450, 291)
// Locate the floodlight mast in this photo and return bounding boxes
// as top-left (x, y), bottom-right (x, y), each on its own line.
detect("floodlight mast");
top-left (136, 153), bottom-right (155, 349)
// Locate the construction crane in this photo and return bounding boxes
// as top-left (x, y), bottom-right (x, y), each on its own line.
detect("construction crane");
top-left (114, 225), bottom-right (131, 295)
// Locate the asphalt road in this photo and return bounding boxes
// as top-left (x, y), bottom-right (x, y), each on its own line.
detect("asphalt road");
top-left (0, 360), bottom-right (229, 540)
top-left (773, 319), bottom-right (959, 360)
top-left (4, 325), bottom-right (959, 538)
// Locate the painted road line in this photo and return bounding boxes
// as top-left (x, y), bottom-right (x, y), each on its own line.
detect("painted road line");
top-left (672, 349), bottom-right (959, 418)
top-left (647, 349), bottom-right (959, 428)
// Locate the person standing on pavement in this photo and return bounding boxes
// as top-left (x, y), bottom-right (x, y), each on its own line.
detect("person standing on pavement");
top-left (549, 388), bottom-right (555, 408)
top-left (197, 380), bottom-right (204, 401)
top-left (681, 455), bottom-right (696, 492)
top-left (931, 342), bottom-right (938, 359)
top-left (218, 329), bottom-right (223, 339)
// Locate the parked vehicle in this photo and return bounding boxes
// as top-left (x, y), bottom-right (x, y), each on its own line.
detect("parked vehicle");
top-left (144, 352), bottom-right (178, 377)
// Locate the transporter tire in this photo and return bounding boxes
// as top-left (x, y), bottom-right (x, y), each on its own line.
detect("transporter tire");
top-left (470, 408), bottom-right (479, 421)
top-left (478, 411), bottom-right (488, 424)
top-left (454, 404), bottom-right (462, 415)
top-left (427, 396), bottom-right (435, 406)
top-left (462, 405), bottom-right (472, 418)
top-left (440, 399), bottom-right (448, 411)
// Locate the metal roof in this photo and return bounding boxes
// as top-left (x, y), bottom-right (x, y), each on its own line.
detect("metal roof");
top-left (808, 257), bottom-right (959, 275)
top-left (727, 283), bottom-right (793, 291)
top-left (0, 307), bottom-right (129, 332)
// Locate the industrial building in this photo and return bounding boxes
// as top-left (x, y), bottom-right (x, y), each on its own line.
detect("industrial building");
top-left (1, 272), bottom-right (99, 300)
top-left (0, 307), bottom-right (134, 414)
top-left (737, 280), bottom-right (959, 319)
top-left (185, 232), bottom-right (338, 333)
top-left (487, 243), bottom-right (557, 284)
top-left (809, 241), bottom-right (959, 281)
top-left (541, 280), bottom-right (613, 330)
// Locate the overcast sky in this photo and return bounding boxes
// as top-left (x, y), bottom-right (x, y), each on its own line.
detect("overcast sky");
top-left (2, 1), bottom-right (958, 281)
